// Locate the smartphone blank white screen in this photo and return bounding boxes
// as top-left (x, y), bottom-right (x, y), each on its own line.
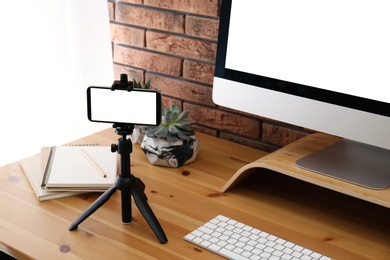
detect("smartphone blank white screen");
top-left (88, 87), bottom-right (160, 125)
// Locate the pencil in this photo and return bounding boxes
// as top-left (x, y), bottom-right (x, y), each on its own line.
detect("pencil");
top-left (80, 148), bottom-right (107, 178)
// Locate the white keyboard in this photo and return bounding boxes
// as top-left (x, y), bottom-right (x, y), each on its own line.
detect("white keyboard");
top-left (184, 215), bottom-right (333, 260)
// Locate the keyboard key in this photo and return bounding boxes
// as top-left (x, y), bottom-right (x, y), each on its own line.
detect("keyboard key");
top-left (199, 226), bottom-right (213, 234)
top-left (184, 215), bottom-right (333, 260)
top-left (209, 243), bottom-right (221, 252)
top-left (204, 222), bottom-right (218, 230)
top-left (219, 248), bottom-right (249, 260)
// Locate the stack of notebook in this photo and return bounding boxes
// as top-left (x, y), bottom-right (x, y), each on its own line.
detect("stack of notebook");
top-left (20, 146), bottom-right (117, 201)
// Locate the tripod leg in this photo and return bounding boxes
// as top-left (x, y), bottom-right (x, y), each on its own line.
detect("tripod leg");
top-left (131, 187), bottom-right (168, 244)
top-left (69, 185), bottom-right (117, 231)
top-left (121, 189), bottom-right (132, 224)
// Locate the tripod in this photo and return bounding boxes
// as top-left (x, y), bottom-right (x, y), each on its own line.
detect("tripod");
top-left (69, 123), bottom-right (168, 244)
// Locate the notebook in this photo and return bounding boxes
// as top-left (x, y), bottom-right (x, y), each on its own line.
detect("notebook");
top-left (20, 151), bottom-right (85, 201)
top-left (41, 146), bottom-right (117, 191)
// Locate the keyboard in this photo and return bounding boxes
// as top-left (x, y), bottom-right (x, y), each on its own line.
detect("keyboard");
top-left (184, 215), bottom-right (333, 260)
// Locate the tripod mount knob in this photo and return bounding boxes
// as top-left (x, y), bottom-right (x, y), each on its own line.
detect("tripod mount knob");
top-left (111, 144), bottom-right (118, 153)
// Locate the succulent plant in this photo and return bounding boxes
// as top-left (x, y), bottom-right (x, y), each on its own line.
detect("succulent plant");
top-left (133, 79), bottom-right (151, 89)
top-left (145, 104), bottom-right (196, 142)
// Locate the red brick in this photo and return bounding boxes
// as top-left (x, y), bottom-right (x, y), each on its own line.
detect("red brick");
top-left (219, 132), bottom-right (276, 153)
top-left (117, 0), bottom-right (143, 3)
top-left (146, 31), bottom-right (217, 62)
top-left (194, 125), bottom-right (218, 137)
top-left (183, 60), bottom-right (215, 85)
top-left (186, 16), bottom-right (219, 40)
top-left (114, 45), bottom-right (183, 76)
top-left (116, 4), bottom-right (185, 33)
top-left (113, 64), bottom-right (144, 83)
top-left (262, 123), bottom-right (307, 147)
top-left (161, 96), bottom-right (182, 111)
top-left (110, 24), bottom-right (144, 47)
top-left (107, 2), bottom-right (114, 20)
top-left (144, 0), bottom-right (220, 17)
top-left (184, 104), bottom-right (261, 138)
top-left (147, 74), bottom-right (214, 106)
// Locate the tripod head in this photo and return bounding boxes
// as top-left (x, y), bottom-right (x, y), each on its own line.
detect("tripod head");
top-left (113, 123), bottom-right (134, 138)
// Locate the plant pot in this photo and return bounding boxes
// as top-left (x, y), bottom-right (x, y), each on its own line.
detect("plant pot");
top-left (140, 135), bottom-right (200, 167)
top-left (130, 125), bottom-right (147, 144)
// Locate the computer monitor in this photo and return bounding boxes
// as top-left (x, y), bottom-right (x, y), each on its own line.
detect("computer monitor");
top-left (212, 0), bottom-right (390, 189)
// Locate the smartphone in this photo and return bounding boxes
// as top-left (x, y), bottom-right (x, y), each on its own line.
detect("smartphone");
top-left (87, 86), bottom-right (161, 126)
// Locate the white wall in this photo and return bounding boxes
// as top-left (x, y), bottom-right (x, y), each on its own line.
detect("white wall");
top-left (0, 0), bottom-right (114, 166)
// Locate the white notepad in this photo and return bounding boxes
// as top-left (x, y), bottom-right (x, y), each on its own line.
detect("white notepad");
top-left (41, 146), bottom-right (117, 191)
top-left (20, 153), bottom-right (85, 201)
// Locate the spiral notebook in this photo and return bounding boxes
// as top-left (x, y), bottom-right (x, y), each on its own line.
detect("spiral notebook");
top-left (41, 146), bottom-right (117, 191)
top-left (20, 151), bottom-right (85, 201)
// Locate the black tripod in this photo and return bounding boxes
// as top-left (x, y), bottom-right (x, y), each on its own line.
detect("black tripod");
top-left (68, 123), bottom-right (168, 244)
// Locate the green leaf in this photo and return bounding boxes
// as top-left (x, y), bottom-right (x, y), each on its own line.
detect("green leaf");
top-left (144, 79), bottom-right (151, 89)
top-left (170, 112), bottom-right (179, 122)
top-left (165, 110), bottom-right (172, 124)
top-left (176, 110), bottom-right (189, 122)
top-left (171, 104), bottom-right (180, 114)
top-left (175, 122), bottom-right (195, 131)
top-left (168, 124), bottom-right (180, 134)
top-left (165, 135), bottom-right (178, 142)
top-left (155, 126), bottom-right (169, 139)
top-left (177, 131), bottom-right (190, 140)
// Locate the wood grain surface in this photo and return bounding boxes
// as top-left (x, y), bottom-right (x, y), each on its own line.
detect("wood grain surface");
top-left (1, 129), bottom-right (389, 259)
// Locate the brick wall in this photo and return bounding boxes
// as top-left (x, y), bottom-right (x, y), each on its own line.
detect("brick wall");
top-left (107, 0), bottom-right (312, 153)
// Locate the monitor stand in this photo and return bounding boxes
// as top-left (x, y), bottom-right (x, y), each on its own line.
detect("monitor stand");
top-left (296, 139), bottom-right (390, 190)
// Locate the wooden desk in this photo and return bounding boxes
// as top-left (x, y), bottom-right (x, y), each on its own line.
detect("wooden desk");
top-left (1, 129), bottom-right (389, 259)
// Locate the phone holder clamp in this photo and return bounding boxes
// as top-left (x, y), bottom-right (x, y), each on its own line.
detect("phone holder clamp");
top-left (111, 73), bottom-right (133, 91)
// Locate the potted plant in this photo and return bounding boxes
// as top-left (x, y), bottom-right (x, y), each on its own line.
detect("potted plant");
top-left (140, 104), bottom-right (200, 167)
top-left (130, 79), bottom-right (151, 144)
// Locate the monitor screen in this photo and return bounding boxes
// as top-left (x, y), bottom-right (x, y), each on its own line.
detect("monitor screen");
top-left (213, 0), bottom-right (390, 189)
